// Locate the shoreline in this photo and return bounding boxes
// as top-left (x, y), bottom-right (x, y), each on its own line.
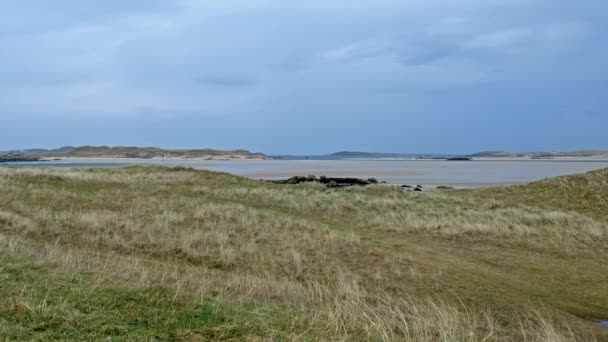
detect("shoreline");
top-left (4, 157), bottom-right (608, 190)
top-left (40, 156), bottom-right (608, 162)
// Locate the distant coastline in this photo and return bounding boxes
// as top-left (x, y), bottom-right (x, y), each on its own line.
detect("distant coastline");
top-left (469, 150), bottom-right (608, 158)
top-left (3, 147), bottom-right (608, 162)
top-left (272, 150), bottom-right (608, 161)
top-left (2, 146), bottom-right (267, 161)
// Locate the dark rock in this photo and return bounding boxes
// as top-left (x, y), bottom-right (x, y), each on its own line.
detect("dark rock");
top-left (401, 185), bottom-right (413, 188)
top-left (318, 177), bottom-right (370, 186)
top-left (437, 185), bottom-right (454, 190)
top-left (447, 157), bottom-right (472, 161)
top-left (413, 187), bottom-right (423, 192)
top-left (327, 180), bottom-right (338, 188)
top-left (270, 175), bottom-right (378, 187)
top-left (416, 184), bottom-right (423, 188)
top-left (286, 176), bottom-right (307, 184)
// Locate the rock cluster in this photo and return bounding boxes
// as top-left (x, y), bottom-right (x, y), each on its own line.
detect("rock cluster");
top-left (269, 175), bottom-right (380, 188)
top-left (402, 184), bottom-right (424, 192)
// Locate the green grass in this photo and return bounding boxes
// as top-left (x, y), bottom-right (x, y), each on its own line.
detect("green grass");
top-left (0, 260), bottom-right (281, 340)
top-left (1, 166), bottom-right (607, 340)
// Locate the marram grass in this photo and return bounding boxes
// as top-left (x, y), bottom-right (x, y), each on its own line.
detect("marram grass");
top-left (1, 166), bottom-right (607, 340)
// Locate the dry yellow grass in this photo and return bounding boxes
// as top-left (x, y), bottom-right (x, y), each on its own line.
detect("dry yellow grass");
top-left (0, 166), bottom-right (607, 340)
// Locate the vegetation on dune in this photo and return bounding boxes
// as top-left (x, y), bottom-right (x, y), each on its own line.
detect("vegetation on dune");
top-left (0, 154), bottom-right (41, 163)
top-left (0, 166), bottom-right (607, 340)
top-left (464, 168), bottom-right (608, 220)
top-left (28, 146), bottom-right (266, 159)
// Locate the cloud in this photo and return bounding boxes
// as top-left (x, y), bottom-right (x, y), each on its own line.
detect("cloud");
top-left (0, 0), bottom-right (607, 152)
top-left (400, 44), bottom-right (458, 66)
top-left (194, 75), bottom-right (257, 87)
top-left (465, 28), bottom-right (532, 49)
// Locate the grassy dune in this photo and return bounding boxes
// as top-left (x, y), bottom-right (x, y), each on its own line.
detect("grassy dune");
top-left (0, 166), bottom-right (607, 340)
top-left (31, 146), bottom-right (266, 159)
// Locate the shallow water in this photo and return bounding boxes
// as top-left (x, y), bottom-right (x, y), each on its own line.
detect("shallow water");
top-left (3, 158), bottom-right (608, 187)
top-left (597, 321), bottom-right (608, 329)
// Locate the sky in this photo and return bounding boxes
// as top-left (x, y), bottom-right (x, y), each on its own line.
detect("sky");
top-left (1, 0), bottom-right (607, 154)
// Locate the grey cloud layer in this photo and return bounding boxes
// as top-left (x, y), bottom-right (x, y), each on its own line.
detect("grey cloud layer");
top-left (0, 0), bottom-right (606, 152)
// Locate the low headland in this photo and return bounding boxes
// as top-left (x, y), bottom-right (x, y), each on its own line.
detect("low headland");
top-left (2, 146), bottom-right (267, 161)
top-left (470, 150), bottom-right (608, 158)
top-left (0, 165), bottom-right (607, 340)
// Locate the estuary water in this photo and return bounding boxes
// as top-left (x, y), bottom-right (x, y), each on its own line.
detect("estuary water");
top-left (3, 158), bottom-right (608, 188)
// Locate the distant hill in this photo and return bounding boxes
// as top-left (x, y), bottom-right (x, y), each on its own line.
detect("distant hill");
top-left (2, 146), bottom-right (76, 154)
top-left (327, 151), bottom-right (412, 159)
top-left (23, 146), bottom-right (266, 160)
top-left (325, 151), bottom-right (466, 159)
top-left (54, 146), bottom-right (77, 152)
top-left (469, 151), bottom-right (524, 158)
top-left (470, 150), bottom-right (608, 158)
top-left (273, 151), bottom-right (461, 160)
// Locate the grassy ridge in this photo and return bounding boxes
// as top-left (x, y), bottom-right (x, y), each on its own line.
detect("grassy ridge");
top-left (463, 168), bottom-right (608, 220)
top-left (0, 166), bottom-right (607, 340)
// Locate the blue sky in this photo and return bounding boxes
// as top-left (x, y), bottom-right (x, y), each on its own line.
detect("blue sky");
top-left (1, 0), bottom-right (607, 154)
